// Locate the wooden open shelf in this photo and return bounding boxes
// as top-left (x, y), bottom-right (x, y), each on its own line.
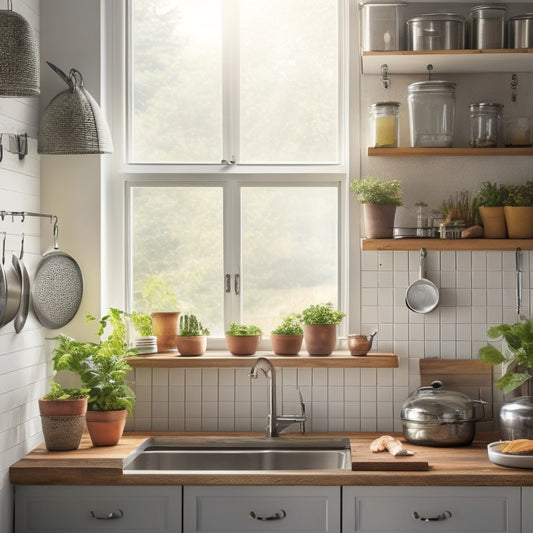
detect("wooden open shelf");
top-left (362, 238), bottom-right (533, 251)
top-left (127, 351), bottom-right (399, 369)
top-left (368, 147), bottom-right (533, 157)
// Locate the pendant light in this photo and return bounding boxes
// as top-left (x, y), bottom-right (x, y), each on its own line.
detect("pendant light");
top-left (38, 62), bottom-right (113, 155)
top-left (0, 0), bottom-right (39, 96)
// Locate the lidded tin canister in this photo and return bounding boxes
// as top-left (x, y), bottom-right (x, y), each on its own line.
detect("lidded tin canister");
top-left (469, 102), bottom-right (503, 148)
top-left (407, 81), bottom-right (456, 148)
top-left (369, 102), bottom-right (400, 148)
top-left (471, 5), bottom-right (506, 49)
top-left (509, 14), bottom-right (533, 49)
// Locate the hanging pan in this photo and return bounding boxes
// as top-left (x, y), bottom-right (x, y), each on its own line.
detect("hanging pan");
top-left (0, 232), bottom-right (22, 328)
top-left (31, 220), bottom-right (83, 329)
top-left (13, 234), bottom-right (30, 333)
top-left (405, 248), bottom-right (440, 314)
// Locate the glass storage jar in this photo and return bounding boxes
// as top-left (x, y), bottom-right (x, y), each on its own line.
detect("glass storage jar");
top-left (469, 102), bottom-right (503, 148)
top-left (407, 81), bottom-right (456, 148)
top-left (369, 101), bottom-right (400, 148)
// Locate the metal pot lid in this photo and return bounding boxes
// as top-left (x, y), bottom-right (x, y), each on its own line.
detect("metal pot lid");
top-left (509, 13), bottom-right (533, 21)
top-left (401, 380), bottom-right (477, 423)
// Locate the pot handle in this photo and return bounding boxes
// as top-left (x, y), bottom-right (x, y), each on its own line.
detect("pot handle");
top-left (472, 399), bottom-right (486, 421)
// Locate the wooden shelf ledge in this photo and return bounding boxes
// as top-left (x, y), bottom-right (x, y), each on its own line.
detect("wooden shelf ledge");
top-left (362, 238), bottom-right (533, 251)
top-left (127, 351), bottom-right (399, 369)
top-left (368, 147), bottom-right (533, 157)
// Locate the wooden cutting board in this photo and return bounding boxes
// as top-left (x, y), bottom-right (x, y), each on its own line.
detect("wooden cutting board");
top-left (350, 436), bottom-right (430, 471)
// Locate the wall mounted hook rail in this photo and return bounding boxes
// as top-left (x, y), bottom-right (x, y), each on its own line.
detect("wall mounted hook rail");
top-left (0, 210), bottom-right (58, 226)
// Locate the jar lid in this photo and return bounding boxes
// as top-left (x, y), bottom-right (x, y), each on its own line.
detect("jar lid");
top-left (369, 101), bottom-right (400, 108)
top-left (408, 80), bottom-right (456, 92)
top-left (469, 102), bottom-right (504, 109)
top-left (509, 13), bottom-right (533, 21)
top-left (471, 4), bottom-right (506, 13)
top-left (407, 13), bottom-right (465, 23)
top-left (400, 381), bottom-right (477, 423)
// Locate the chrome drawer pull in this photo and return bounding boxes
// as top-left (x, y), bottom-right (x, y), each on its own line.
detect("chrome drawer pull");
top-left (90, 509), bottom-right (124, 520)
top-left (413, 510), bottom-right (452, 522)
top-left (249, 509), bottom-right (286, 521)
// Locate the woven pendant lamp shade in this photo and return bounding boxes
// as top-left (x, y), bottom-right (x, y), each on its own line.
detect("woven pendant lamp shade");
top-left (38, 62), bottom-right (113, 155)
top-left (0, 1), bottom-right (39, 96)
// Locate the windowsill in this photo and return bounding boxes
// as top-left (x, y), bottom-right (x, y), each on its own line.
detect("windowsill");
top-left (127, 351), bottom-right (398, 368)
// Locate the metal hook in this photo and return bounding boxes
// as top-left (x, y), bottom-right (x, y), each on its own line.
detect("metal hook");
top-left (427, 64), bottom-right (433, 80)
top-left (53, 218), bottom-right (59, 250)
top-left (19, 233), bottom-right (24, 260)
top-left (511, 74), bottom-right (518, 103)
top-left (2, 232), bottom-right (5, 265)
top-left (0, 133), bottom-right (3, 163)
top-left (380, 64), bottom-right (390, 89)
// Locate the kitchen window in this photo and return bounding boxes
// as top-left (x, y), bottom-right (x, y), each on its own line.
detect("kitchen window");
top-left (119, 0), bottom-right (348, 340)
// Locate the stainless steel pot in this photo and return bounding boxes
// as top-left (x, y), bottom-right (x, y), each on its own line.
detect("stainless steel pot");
top-left (407, 13), bottom-right (465, 50)
top-left (0, 234), bottom-right (22, 328)
top-left (401, 381), bottom-right (485, 446)
top-left (499, 396), bottom-right (533, 440)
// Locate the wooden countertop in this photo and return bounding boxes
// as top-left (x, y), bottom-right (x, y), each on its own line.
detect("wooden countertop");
top-left (9, 432), bottom-right (533, 487)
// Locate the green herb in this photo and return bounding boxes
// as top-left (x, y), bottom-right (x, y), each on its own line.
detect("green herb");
top-left (42, 381), bottom-right (89, 400)
top-left (226, 322), bottom-right (262, 336)
top-left (474, 181), bottom-right (508, 208)
top-left (299, 303), bottom-right (345, 325)
top-left (179, 313), bottom-right (210, 336)
top-left (440, 190), bottom-right (478, 226)
top-left (272, 314), bottom-right (303, 335)
top-left (504, 182), bottom-right (533, 207)
top-left (479, 320), bottom-right (533, 393)
top-left (350, 177), bottom-right (402, 205)
top-left (129, 311), bottom-right (153, 337)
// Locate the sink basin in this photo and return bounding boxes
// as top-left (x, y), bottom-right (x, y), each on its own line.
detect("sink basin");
top-left (123, 436), bottom-right (352, 473)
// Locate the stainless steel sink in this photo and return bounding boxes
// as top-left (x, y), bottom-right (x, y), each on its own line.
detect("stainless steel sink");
top-left (123, 436), bottom-right (352, 473)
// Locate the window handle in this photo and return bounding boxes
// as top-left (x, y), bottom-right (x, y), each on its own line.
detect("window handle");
top-left (225, 274), bottom-right (231, 293)
top-left (234, 274), bottom-right (240, 295)
top-left (221, 159), bottom-right (235, 165)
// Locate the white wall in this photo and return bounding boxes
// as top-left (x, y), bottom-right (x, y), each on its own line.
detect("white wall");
top-left (0, 3), bottom-right (45, 533)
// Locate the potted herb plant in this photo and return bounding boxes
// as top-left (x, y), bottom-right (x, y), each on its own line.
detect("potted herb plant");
top-left (300, 303), bottom-right (345, 356)
top-left (474, 181), bottom-right (508, 238)
top-left (128, 311), bottom-right (157, 354)
top-left (503, 182), bottom-right (533, 238)
top-left (51, 308), bottom-right (137, 447)
top-left (480, 319), bottom-right (533, 439)
top-left (271, 314), bottom-right (304, 356)
top-left (350, 176), bottom-right (402, 238)
top-left (176, 313), bottom-right (210, 356)
top-left (225, 322), bottom-right (262, 356)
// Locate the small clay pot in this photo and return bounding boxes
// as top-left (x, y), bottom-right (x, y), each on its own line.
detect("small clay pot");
top-left (226, 334), bottom-right (261, 356)
top-left (176, 335), bottom-right (207, 356)
top-left (348, 334), bottom-right (373, 356)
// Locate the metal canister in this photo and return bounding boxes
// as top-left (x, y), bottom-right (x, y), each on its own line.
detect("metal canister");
top-left (361, 3), bottom-right (407, 51)
top-left (509, 14), bottom-right (533, 48)
top-left (407, 13), bottom-right (465, 50)
top-left (469, 102), bottom-right (503, 148)
top-left (470, 5), bottom-right (506, 49)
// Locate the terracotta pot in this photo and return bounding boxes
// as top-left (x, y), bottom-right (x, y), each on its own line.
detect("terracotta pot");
top-left (225, 334), bottom-right (261, 356)
top-left (362, 204), bottom-right (397, 239)
top-left (479, 206), bottom-right (507, 238)
top-left (504, 206), bottom-right (533, 238)
top-left (347, 335), bottom-right (372, 356)
top-left (151, 311), bottom-right (180, 352)
top-left (176, 335), bottom-right (207, 356)
top-left (303, 324), bottom-right (337, 356)
top-left (38, 397), bottom-right (87, 416)
top-left (86, 410), bottom-right (127, 447)
top-left (271, 334), bottom-right (303, 355)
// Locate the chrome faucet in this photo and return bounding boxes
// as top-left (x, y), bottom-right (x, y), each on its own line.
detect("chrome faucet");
top-left (249, 357), bottom-right (306, 438)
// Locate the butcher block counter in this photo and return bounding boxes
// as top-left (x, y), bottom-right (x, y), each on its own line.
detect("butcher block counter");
top-left (9, 431), bottom-right (533, 487)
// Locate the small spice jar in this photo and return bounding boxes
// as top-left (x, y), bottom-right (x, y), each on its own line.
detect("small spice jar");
top-left (369, 102), bottom-right (400, 148)
top-left (469, 102), bottom-right (503, 148)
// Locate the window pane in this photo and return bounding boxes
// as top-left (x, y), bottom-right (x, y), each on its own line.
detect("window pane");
top-left (241, 186), bottom-right (338, 333)
top-left (130, 187), bottom-right (224, 335)
top-left (240, 0), bottom-right (339, 163)
top-left (130, 0), bottom-right (222, 163)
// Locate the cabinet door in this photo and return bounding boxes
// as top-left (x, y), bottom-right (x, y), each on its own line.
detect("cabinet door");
top-left (15, 485), bottom-right (182, 533)
top-left (342, 486), bottom-right (520, 533)
top-left (523, 487), bottom-right (533, 532)
top-left (183, 486), bottom-right (340, 533)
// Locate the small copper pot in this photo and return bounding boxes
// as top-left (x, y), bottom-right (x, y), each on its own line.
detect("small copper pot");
top-left (348, 331), bottom-right (376, 356)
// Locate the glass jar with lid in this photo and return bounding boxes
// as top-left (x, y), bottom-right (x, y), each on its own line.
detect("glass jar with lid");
top-left (407, 81), bottom-right (456, 148)
top-left (369, 101), bottom-right (400, 148)
top-left (469, 102), bottom-right (503, 148)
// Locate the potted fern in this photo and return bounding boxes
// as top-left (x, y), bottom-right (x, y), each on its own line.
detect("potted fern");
top-left (225, 322), bottom-right (262, 356)
top-left (350, 177), bottom-right (402, 238)
top-left (176, 313), bottom-right (210, 356)
top-left (51, 308), bottom-right (136, 446)
top-left (300, 303), bottom-right (345, 356)
top-left (271, 314), bottom-right (303, 355)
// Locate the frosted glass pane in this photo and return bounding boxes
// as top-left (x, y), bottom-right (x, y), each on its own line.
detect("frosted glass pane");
top-left (130, 0), bottom-right (222, 163)
top-left (239, 0), bottom-right (339, 163)
top-left (241, 187), bottom-right (338, 333)
top-left (130, 187), bottom-right (224, 335)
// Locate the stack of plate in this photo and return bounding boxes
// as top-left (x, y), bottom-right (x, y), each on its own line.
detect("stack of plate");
top-left (133, 336), bottom-right (158, 355)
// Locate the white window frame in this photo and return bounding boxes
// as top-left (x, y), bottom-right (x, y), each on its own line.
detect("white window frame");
top-left (102, 0), bottom-right (359, 346)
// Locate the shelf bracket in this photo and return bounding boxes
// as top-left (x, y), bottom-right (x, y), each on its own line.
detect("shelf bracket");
top-left (380, 64), bottom-right (390, 89)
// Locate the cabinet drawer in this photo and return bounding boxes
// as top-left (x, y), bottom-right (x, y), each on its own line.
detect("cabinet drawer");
top-left (15, 486), bottom-right (182, 533)
top-left (342, 486), bottom-right (520, 533)
top-left (183, 486), bottom-right (340, 533)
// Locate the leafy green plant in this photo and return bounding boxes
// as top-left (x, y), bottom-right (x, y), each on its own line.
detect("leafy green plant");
top-left (139, 275), bottom-right (179, 312)
top-left (51, 308), bottom-right (137, 414)
top-left (350, 177), bottom-right (402, 205)
top-left (179, 313), bottom-right (210, 336)
top-left (226, 322), bottom-right (262, 336)
top-left (440, 189), bottom-right (478, 226)
top-left (42, 381), bottom-right (89, 401)
top-left (129, 311), bottom-right (153, 337)
top-left (272, 314), bottom-right (303, 335)
top-left (474, 181), bottom-right (508, 208)
top-left (299, 303), bottom-right (345, 325)
top-left (479, 320), bottom-right (533, 393)
top-left (504, 182), bottom-right (533, 207)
